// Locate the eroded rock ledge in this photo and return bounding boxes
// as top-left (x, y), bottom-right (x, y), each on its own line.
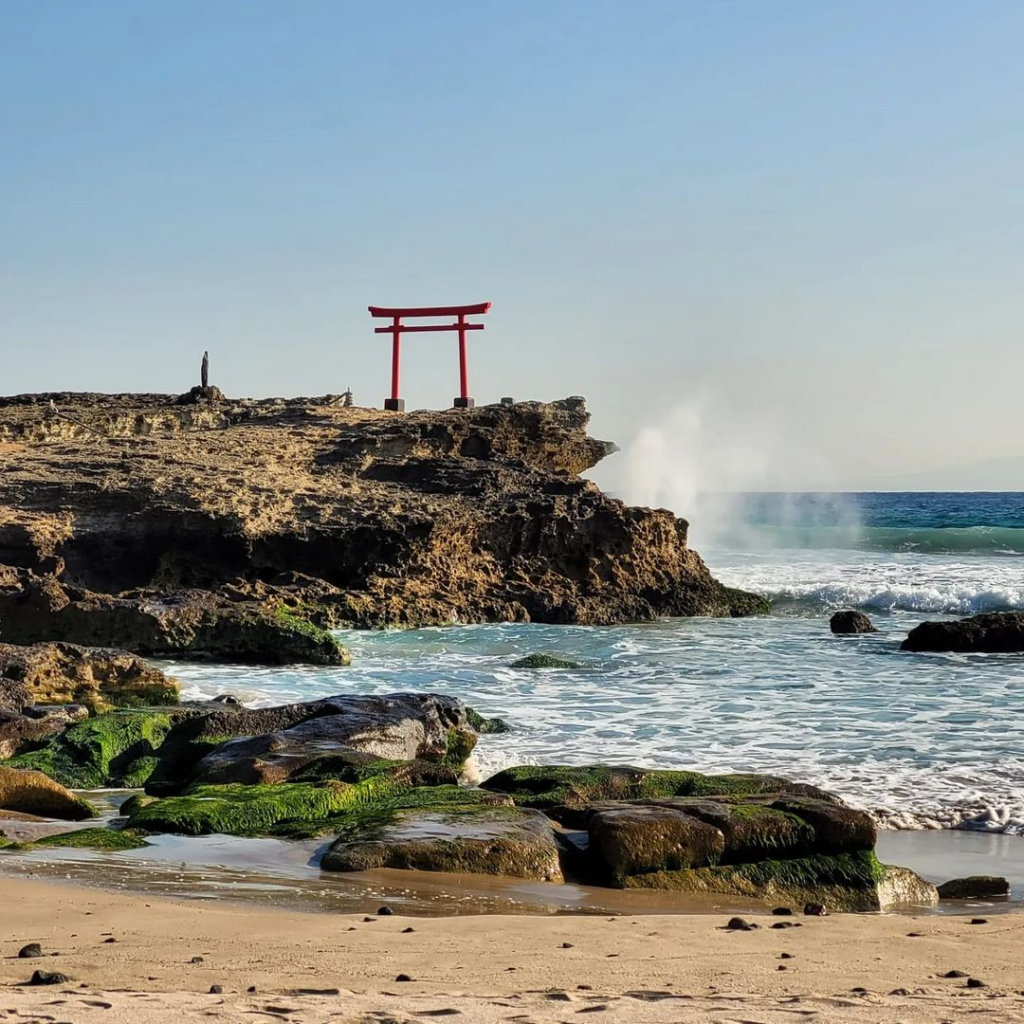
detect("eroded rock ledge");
top-left (0, 394), bottom-right (765, 659)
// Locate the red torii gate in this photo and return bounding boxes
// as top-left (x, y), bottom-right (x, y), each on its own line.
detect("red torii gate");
top-left (368, 302), bottom-right (492, 411)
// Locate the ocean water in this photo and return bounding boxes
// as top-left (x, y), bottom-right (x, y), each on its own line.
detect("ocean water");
top-left (163, 492), bottom-right (1024, 835)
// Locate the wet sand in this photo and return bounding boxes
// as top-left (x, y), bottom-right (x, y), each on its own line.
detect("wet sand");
top-left (3, 798), bottom-right (1022, 918)
top-left (1, 875), bottom-right (1023, 1023)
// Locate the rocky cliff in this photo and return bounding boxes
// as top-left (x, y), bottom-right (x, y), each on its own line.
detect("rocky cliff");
top-left (0, 393), bottom-right (763, 658)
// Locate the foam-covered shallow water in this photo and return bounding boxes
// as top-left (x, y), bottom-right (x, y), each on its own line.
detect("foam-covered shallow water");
top-left (162, 611), bottom-right (1024, 833)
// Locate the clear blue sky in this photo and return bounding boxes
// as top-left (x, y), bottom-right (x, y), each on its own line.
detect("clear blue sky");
top-left (3, 1), bottom-right (1022, 490)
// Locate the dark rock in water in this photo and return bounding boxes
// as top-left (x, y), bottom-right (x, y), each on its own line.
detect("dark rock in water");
top-left (465, 708), bottom-right (511, 734)
top-left (146, 693), bottom-right (475, 793)
top-left (937, 875), bottom-right (1011, 900)
top-left (829, 610), bottom-right (877, 635)
top-left (27, 970), bottom-right (72, 985)
top-left (902, 612), bottom-right (1024, 653)
top-left (18, 943), bottom-right (43, 959)
top-left (321, 805), bottom-right (563, 881)
top-left (212, 694), bottom-right (241, 705)
top-left (511, 653), bottom-right (582, 670)
top-left (724, 917), bottom-right (759, 931)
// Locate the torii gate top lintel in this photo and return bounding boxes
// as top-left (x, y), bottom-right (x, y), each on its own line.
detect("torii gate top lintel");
top-left (368, 302), bottom-right (491, 318)
top-left (368, 301), bottom-right (492, 412)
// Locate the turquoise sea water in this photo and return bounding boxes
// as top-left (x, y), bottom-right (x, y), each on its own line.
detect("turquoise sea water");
top-left (163, 492), bottom-right (1024, 833)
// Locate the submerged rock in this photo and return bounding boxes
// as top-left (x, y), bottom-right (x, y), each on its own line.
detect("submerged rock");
top-left (510, 653), bottom-right (582, 669)
top-left (0, 765), bottom-right (93, 820)
top-left (937, 875), bottom-right (1011, 900)
top-left (829, 611), bottom-right (877, 635)
top-left (321, 804), bottom-right (563, 881)
top-left (0, 641), bottom-right (178, 712)
top-left (902, 612), bottom-right (1024, 653)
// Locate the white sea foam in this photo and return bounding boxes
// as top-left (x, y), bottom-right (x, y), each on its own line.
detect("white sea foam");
top-left (161, 609), bottom-right (1024, 835)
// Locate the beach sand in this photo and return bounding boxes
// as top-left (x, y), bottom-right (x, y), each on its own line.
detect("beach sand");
top-left (1, 877), bottom-right (1022, 1022)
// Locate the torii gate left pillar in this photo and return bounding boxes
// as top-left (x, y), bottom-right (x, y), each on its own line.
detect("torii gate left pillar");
top-left (368, 302), bottom-right (492, 411)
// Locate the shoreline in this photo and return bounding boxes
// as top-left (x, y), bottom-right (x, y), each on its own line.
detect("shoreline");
top-left (2, 876), bottom-right (1023, 1023)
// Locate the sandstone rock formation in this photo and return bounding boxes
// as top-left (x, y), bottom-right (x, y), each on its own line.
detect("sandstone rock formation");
top-left (0, 641), bottom-right (179, 712)
top-left (0, 394), bottom-right (765, 657)
top-left (902, 612), bottom-right (1024, 653)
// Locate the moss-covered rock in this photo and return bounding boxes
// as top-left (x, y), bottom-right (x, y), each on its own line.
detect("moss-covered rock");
top-left (465, 708), bottom-right (511, 734)
top-left (148, 693), bottom-right (476, 793)
top-left (273, 608), bottom-right (352, 665)
top-left (118, 793), bottom-right (156, 817)
top-left (620, 850), bottom-right (889, 909)
top-left (126, 776), bottom-right (421, 837)
top-left (28, 826), bottom-right (150, 850)
top-left (510, 653), bottom-right (582, 669)
top-left (724, 588), bottom-right (772, 617)
top-left (8, 710), bottom-right (179, 789)
top-left (320, 804), bottom-right (562, 880)
top-left (482, 765), bottom-right (833, 824)
top-left (0, 765), bottom-right (94, 820)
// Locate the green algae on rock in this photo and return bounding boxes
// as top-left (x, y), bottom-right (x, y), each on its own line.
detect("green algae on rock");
top-left (28, 826), bottom-right (150, 851)
top-left (8, 710), bottom-right (180, 789)
top-left (146, 693), bottom-right (476, 794)
top-left (465, 708), bottom-right (511, 734)
top-left (126, 778), bottom-right (509, 840)
top-left (481, 764), bottom-right (832, 823)
top-left (618, 850), bottom-right (893, 911)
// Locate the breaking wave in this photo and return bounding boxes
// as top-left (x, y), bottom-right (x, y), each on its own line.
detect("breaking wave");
top-left (763, 582), bottom-right (1024, 615)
